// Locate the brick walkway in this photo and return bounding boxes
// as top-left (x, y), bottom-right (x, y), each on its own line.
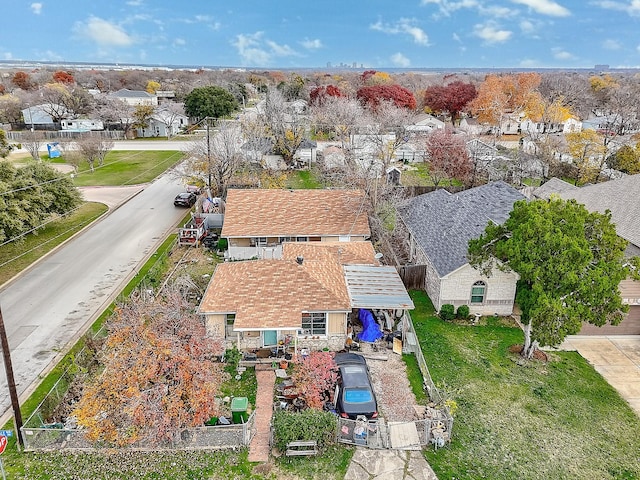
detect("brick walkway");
top-left (248, 365), bottom-right (276, 462)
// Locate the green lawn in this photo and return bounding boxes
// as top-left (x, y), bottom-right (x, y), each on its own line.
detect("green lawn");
top-left (0, 202), bottom-right (108, 285)
top-left (408, 290), bottom-right (640, 480)
top-left (284, 169), bottom-right (324, 189)
top-left (57, 150), bottom-right (184, 186)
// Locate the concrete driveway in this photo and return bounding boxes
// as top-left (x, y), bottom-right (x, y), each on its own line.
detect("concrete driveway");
top-left (558, 335), bottom-right (640, 416)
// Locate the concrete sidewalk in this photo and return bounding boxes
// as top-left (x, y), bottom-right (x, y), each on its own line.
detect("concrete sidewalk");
top-left (78, 184), bottom-right (146, 209)
top-left (345, 448), bottom-right (438, 480)
top-left (558, 335), bottom-right (640, 416)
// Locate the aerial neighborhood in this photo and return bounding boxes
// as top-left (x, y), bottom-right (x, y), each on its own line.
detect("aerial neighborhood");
top-left (1, 65), bottom-right (640, 478)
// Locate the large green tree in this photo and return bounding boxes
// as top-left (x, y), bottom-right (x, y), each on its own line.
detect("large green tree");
top-left (468, 197), bottom-right (638, 359)
top-left (184, 85), bottom-right (238, 121)
top-left (0, 129), bottom-right (13, 158)
top-left (0, 160), bottom-right (82, 242)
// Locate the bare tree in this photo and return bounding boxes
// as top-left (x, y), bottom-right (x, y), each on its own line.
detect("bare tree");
top-left (21, 130), bottom-right (46, 160)
top-left (155, 102), bottom-right (185, 138)
top-left (75, 134), bottom-right (115, 172)
top-left (186, 120), bottom-right (244, 197)
top-left (262, 87), bottom-right (307, 166)
top-left (95, 95), bottom-right (135, 138)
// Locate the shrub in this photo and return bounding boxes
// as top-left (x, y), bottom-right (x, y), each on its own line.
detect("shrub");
top-left (216, 238), bottom-right (228, 251)
top-left (223, 346), bottom-right (241, 375)
top-left (272, 409), bottom-right (337, 452)
top-left (439, 304), bottom-right (455, 321)
top-left (456, 304), bottom-right (470, 319)
top-left (290, 351), bottom-right (338, 409)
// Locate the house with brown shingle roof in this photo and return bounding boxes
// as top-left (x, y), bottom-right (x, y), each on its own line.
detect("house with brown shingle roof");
top-left (221, 189), bottom-right (371, 260)
top-left (198, 241), bottom-right (414, 352)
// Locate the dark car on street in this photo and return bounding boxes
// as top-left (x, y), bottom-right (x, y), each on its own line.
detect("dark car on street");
top-left (174, 192), bottom-right (197, 207)
top-left (334, 352), bottom-right (378, 420)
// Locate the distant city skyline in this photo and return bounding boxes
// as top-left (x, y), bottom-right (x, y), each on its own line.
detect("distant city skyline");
top-left (2, 1), bottom-right (640, 69)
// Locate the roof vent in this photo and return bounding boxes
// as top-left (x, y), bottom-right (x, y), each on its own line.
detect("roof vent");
top-left (296, 256), bottom-right (304, 265)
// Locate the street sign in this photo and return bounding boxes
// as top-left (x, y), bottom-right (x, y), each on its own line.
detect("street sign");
top-left (0, 431), bottom-right (11, 438)
top-left (0, 435), bottom-right (7, 455)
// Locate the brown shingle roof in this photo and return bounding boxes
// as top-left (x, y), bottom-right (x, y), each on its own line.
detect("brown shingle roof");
top-left (282, 241), bottom-right (378, 265)
top-left (198, 259), bottom-right (350, 330)
top-left (221, 189), bottom-right (371, 238)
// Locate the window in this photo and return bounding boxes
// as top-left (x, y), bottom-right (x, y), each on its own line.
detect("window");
top-left (470, 281), bottom-right (486, 304)
top-left (301, 312), bottom-right (326, 336)
top-left (296, 236), bottom-right (308, 242)
top-left (279, 236), bottom-right (293, 243)
top-left (225, 313), bottom-right (236, 337)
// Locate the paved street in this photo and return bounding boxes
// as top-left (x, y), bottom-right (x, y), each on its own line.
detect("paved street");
top-left (0, 173), bottom-right (187, 423)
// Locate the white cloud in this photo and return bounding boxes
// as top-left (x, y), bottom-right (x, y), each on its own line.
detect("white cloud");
top-left (603, 38), bottom-right (621, 50)
top-left (301, 38), bottom-right (323, 50)
top-left (265, 40), bottom-right (297, 57)
top-left (74, 17), bottom-right (133, 47)
top-left (452, 32), bottom-right (462, 42)
top-left (30, 3), bottom-right (43, 14)
top-left (2, 52), bottom-right (13, 60)
top-left (479, 5), bottom-right (516, 17)
top-left (593, 1), bottom-right (640, 16)
top-left (391, 52), bottom-right (411, 67)
top-left (473, 22), bottom-right (512, 43)
top-left (173, 38), bottom-right (186, 47)
top-left (510, 0), bottom-right (571, 17)
top-left (421, 0), bottom-right (479, 17)
top-left (232, 32), bottom-right (271, 66)
top-left (519, 19), bottom-right (536, 33)
top-left (232, 32), bottom-right (299, 66)
top-left (552, 47), bottom-right (574, 59)
top-left (370, 18), bottom-right (429, 45)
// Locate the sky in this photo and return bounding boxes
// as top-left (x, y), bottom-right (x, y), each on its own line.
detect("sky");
top-left (2, 0), bottom-right (640, 69)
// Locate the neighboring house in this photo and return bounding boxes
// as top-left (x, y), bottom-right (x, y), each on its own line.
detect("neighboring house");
top-left (459, 117), bottom-right (485, 135)
top-left (405, 114), bottom-right (446, 133)
top-left (198, 241), bottom-right (414, 352)
top-left (221, 189), bottom-right (371, 260)
top-left (136, 108), bottom-right (188, 138)
top-left (398, 181), bottom-right (525, 315)
top-left (561, 117), bottom-right (582, 133)
top-left (60, 118), bottom-right (104, 132)
top-left (109, 89), bottom-right (158, 106)
top-left (533, 175), bottom-right (640, 334)
top-left (21, 104), bottom-right (61, 127)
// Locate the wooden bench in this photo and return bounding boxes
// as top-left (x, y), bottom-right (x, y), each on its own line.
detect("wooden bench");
top-left (285, 440), bottom-right (318, 456)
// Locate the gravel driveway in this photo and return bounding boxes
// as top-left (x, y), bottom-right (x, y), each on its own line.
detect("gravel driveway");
top-left (361, 345), bottom-right (419, 422)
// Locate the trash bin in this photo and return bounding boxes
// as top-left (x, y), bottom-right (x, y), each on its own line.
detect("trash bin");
top-left (231, 397), bottom-right (249, 424)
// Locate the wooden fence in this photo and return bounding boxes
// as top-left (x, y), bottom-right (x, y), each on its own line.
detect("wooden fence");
top-left (397, 264), bottom-right (426, 290)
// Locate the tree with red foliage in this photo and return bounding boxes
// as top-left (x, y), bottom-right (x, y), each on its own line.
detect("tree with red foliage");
top-left (52, 70), bottom-right (75, 85)
top-left (357, 84), bottom-right (417, 111)
top-left (423, 81), bottom-right (477, 125)
top-left (423, 128), bottom-right (472, 186)
top-left (73, 288), bottom-right (226, 446)
top-left (291, 351), bottom-right (338, 410)
top-left (12, 71), bottom-right (31, 90)
top-left (309, 85), bottom-right (345, 106)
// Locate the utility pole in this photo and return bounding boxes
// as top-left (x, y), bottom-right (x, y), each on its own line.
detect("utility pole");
top-left (205, 117), bottom-right (212, 192)
top-left (0, 305), bottom-right (24, 448)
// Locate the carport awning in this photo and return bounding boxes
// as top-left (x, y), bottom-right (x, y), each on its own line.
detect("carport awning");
top-left (343, 265), bottom-right (414, 310)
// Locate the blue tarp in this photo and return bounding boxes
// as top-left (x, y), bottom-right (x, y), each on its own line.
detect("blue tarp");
top-left (47, 142), bottom-right (61, 158)
top-left (357, 309), bottom-right (383, 342)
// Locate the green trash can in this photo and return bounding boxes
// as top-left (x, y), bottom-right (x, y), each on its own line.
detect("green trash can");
top-left (231, 397), bottom-right (249, 424)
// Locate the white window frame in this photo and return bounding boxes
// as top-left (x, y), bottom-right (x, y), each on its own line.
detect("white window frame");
top-left (470, 281), bottom-right (486, 304)
top-left (301, 312), bottom-right (327, 336)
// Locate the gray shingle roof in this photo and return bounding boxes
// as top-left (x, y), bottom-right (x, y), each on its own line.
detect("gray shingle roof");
top-left (532, 177), bottom-right (577, 199)
top-left (398, 181), bottom-right (526, 277)
top-left (536, 174), bottom-right (640, 248)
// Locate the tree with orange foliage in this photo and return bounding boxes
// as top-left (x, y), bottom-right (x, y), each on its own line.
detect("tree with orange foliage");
top-left (52, 71), bottom-right (75, 85)
top-left (290, 351), bottom-right (338, 409)
top-left (12, 71), bottom-right (31, 90)
top-left (470, 73), bottom-right (542, 128)
top-left (73, 288), bottom-right (226, 446)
